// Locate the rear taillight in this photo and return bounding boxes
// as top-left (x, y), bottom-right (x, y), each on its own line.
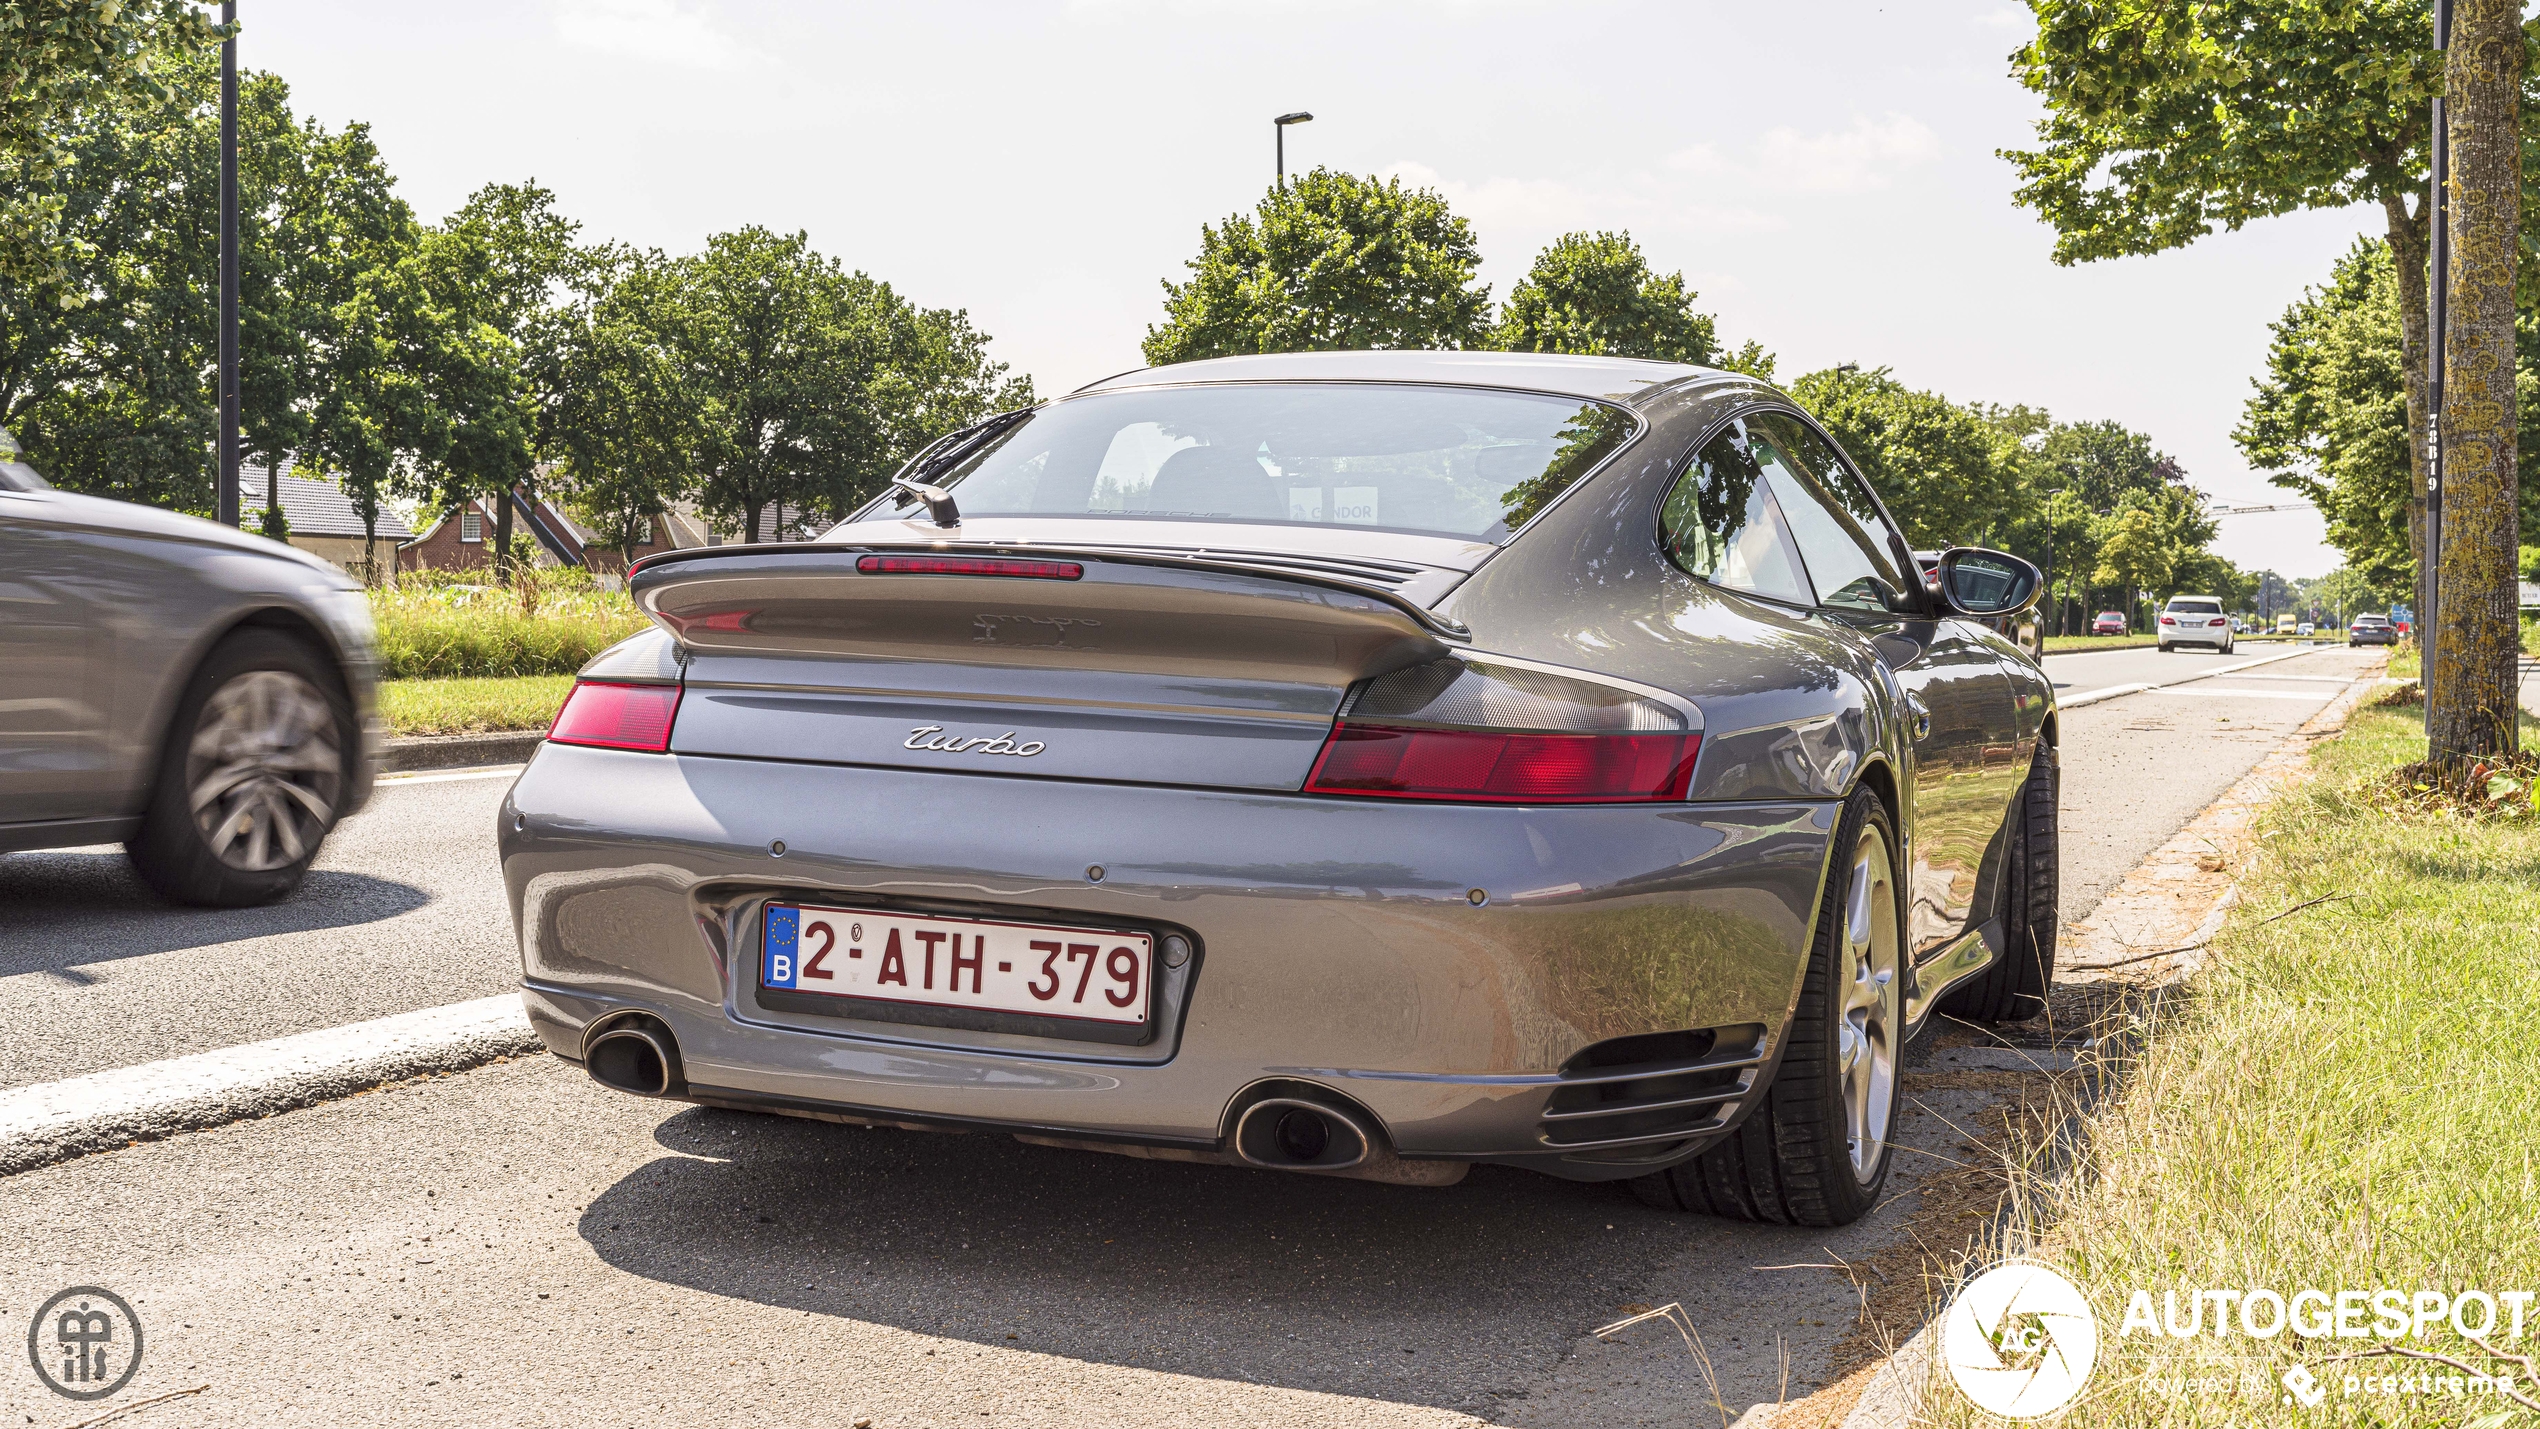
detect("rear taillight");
top-left (2159, 616), bottom-right (2176, 624)
top-left (1305, 659), bottom-right (1697, 804)
top-left (549, 681), bottom-right (681, 752)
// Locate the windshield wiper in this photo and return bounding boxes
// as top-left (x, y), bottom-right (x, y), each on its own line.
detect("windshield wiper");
top-left (881, 405), bottom-right (1041, 526)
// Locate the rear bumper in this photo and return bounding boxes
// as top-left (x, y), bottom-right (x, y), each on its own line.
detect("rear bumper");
top-left (499, 743), bottom-right (1837, 1180)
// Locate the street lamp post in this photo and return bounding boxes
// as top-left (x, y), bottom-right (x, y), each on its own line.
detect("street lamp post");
top-left (1274, 111), bottom-right (1312, 186)
top-left (217, 1), bottom-right (240, 529)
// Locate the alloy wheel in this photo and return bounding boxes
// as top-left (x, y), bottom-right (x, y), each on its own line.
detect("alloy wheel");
top-left (185, 669), bottom-right (341, 872)
top-left (1836, 824), bottom-right (1901, 1184)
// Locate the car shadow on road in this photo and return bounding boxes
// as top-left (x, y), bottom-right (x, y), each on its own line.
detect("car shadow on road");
top-left (0, 853), bottom-right (428, 976)
top-left (572, 1103), bottom-right (1804, 1420)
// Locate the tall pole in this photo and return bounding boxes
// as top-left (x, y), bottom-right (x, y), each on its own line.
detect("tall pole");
top-left (2425, 0), bottom-right (2451, 722)
top-left (217, 1), bottom-right (240, 529)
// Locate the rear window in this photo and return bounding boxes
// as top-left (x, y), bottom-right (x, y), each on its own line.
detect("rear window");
top-left (2353, 614), bottom-right (2388, 625)
top-left (2166, 599), bottom-right (2222, 614)
top-left (873, 383), bottom-right (1638, 542)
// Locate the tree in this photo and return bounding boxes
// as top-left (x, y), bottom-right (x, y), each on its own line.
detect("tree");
top-left (548, 247), bottom-right (699, 566)
top-left (404, 183), bottom-right (584, 580)
top-left (1, 56), bottom-right (418, 529)
top-left (1788, 366), bottom-right (2022, 548)
top-left (2091, 483), bottom-right (2220, 619)
top-left (2002, 1), bottom-right (2517, 631)
top-left (664, 227), bottom-right (1033, 544)
top-left (1144, 168), bottom-right (1490, 364)
top-left (0, 0), bottom-right (224, 286)
top-left (2430, 0), bottom-right (2526, 780)
top-left (1492, 231), bottom-right (1719, 362)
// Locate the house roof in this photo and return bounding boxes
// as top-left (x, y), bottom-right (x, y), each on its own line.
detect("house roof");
top-left (235, 461), bottom-right (417, 541)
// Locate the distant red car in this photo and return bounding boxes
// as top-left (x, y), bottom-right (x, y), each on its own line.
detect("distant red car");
top-left (2090, 610), bottom-right (2127, 635)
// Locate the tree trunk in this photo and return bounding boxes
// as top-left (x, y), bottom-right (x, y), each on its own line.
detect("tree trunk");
top-left (2379, 190), bottom-right (2432, 646)
top-left (2430, 0), bottom-right (2525, 782)
top-left (493, 487), bottom-right (515, 584)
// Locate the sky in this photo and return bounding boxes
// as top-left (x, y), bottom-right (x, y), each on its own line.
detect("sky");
top-left (235, 0), bottom-right (2384, 577)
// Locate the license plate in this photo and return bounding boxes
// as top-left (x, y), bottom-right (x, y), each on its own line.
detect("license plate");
top-left (760, 904), bottom-right (1151, 1026)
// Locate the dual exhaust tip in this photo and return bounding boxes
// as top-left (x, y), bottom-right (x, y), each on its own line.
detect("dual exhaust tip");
top-left (584, 1015), bottom-right (684, 1099)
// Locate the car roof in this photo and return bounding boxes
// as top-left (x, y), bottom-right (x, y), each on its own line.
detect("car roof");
top-left (1073, 350), bottom-right (1721, 406)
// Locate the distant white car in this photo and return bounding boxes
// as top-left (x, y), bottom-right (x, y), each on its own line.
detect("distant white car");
top-left (2297, 621), bottom-right (2316, 637)
top-left (2158, 595), bottom-right (2234, 653)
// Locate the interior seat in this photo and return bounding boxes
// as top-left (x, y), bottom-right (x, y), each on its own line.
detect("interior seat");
top-left (1138, 445), bottom-right (1283, 519)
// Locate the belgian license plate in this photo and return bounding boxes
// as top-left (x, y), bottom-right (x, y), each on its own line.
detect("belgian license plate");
top-left (760, 904), bottom-right (1151, 1026)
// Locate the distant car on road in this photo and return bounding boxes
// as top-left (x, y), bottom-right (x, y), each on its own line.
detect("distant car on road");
top-left (2347, 613), bottom-right (2398, 647)
top-left (2297, 621), bottom-right (2316, 637)
top-left (2158, 595), bottom-right (2234, 653)
top-left (505, 351), bottom-right (2060, 1229)
top-left (2091, 610), bottom-right (2128, 635)
top-left (0, 429), bottom-right (377, 904)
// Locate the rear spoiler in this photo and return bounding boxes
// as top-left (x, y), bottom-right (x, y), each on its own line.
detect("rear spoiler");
top-left (626, 542), bottom-right (1468, 682)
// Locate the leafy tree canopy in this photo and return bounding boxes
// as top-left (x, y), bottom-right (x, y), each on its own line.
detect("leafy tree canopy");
top-left (1789, 365), bottom-right (2023, 549)
top-left (2239, 238), bottom-right (2540, 592)
top-left (1492, 230), bottom-right (1717, 363)
top-left (1144, 169), bottom-right (1491, 364)
top-left (1, 0), bottom-right (224, 285)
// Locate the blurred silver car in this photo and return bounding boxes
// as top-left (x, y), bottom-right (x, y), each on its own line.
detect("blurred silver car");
top-left (0, 430), bottom-right (378, 904)
top-left (503, 353), bottom-right (2057, 1227)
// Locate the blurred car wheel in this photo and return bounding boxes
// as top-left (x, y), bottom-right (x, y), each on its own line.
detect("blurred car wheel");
top-left (126, 628), bottom-right (352, 906)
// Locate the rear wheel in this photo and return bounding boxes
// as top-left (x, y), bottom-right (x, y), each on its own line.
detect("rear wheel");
top-left (126, 629), bottom-right (353, 907)
top-left (1630, 789), bottom-right (1901, 1227)
top-left (1939, 741), bottom-right (2059, 1022)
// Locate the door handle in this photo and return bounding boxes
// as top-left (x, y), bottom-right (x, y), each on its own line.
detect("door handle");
top-left (1904, 692), bottom-right (1932, 742)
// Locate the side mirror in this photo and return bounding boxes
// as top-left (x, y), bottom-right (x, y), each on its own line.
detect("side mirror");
top-left (1934, 547), bottom-right (2042, 618)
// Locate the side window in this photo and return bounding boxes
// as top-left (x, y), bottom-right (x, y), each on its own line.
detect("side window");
top-left (1747, 413), bottom-right (1904, 614)
top-left (1658, 423), bottom-right (1811, 606)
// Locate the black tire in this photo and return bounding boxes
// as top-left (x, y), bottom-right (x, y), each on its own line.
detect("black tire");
top-left (1938, 740), bottom-right (2059, 1023)
top-left (126, 628), bottom-right (355, 907)
top-left (1629, 789), bottom-right (1901, 1228)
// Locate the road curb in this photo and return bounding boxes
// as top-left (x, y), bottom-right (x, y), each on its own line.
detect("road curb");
top-left (384, 730), bottom-right (544, 772)
top-left (0, 995), bottom-right (541, 1177)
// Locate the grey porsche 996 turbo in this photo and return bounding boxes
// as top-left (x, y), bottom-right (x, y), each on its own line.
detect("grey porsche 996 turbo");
top-left (500, 351), bottom-right (2056, 1227)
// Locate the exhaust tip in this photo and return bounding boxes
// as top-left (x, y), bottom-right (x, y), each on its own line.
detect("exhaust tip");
top-left (1233, 1096), bottom-right (1373, 1172)
top-left (583, 1017), bottom-right (683, 1098)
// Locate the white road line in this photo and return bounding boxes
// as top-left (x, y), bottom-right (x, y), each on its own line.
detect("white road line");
top-left (378, 764), bottom-right (527, 786)
top-left (2135, 687), bottom-right (2343, 701)
top-left (0, 994), bottom-right (538, 1174)
top-left (2052, 645), bottom-right (2332, 709)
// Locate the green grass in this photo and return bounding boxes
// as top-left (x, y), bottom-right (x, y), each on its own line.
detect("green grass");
top-left (380, 674), bottom-right (574, 735)
top-left (1938, 701), bottom-right (2540, 1426)
top-left (371, 584), bottom-right (648, 679)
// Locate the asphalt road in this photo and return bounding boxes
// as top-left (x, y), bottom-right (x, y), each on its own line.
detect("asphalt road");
top-left (0, 647), bottom-right (2385, 1426)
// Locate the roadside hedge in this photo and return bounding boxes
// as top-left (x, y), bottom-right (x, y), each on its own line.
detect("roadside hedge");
top-left (370, 582), bottom-right (649, 679)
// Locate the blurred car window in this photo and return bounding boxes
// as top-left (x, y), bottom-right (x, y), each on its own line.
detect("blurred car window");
top-left (1744, 413), bottom-right (1905, 614)
top-left (1659, 424), bottom-right (1811, 606)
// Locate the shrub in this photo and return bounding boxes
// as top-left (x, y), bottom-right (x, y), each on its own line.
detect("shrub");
top-left (370, 581), bottom-right (649, 678)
